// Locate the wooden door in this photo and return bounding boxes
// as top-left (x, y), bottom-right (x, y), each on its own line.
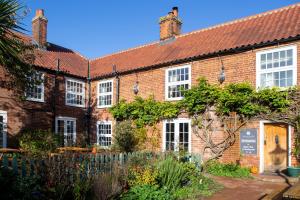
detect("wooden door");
top-left (264, 124), bottom-right (288, 172)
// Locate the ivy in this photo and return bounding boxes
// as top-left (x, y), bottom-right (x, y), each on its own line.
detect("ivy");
top-left (110, 78), bottom-right (292, 126)
top-left (110, 96), bottom-right (180, 128)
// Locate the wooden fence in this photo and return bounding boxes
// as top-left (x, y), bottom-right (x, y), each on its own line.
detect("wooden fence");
top-left (0, 152), bottom-right (202, 181)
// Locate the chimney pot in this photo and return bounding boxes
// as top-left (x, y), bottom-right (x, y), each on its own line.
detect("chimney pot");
top-left (36, 9), bottom-right (44, 17)
top-left (172, 7), bottom-right (178, 17)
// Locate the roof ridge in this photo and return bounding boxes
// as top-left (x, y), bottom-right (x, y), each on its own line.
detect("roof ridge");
top-left (178, 3), bottom-right (300, 38)
top-left (91, 3), bottom-right (299, 63)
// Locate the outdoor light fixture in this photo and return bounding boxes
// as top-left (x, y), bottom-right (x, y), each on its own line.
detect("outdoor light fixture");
top-left (218, 57), bottom-right (225, 84)
top-left (133, 81), bottom-right (139, 95)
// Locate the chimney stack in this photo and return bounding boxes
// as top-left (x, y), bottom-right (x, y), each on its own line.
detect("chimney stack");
top-left (159, 7), bottom-right (182, 40)
top-left (32, 9), bottom-right (48, 48)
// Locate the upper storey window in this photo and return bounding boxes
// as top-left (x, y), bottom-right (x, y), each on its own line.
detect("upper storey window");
top-left (165, 65), bottom-right (191, 100)
top-left (98, 80), bottom-right (113, 108)
top-left (26, 72), bottom-right (44, 102)
top-left (256, 46), bottom-right (297, 88)
top-left (65, 78), bottom-right (85, 107)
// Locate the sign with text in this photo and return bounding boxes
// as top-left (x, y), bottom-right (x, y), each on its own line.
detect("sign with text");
top-left (240, 129), bottom-right (257, 155)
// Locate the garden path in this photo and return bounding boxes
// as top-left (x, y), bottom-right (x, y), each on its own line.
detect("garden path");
top-left (204, 176), bottom-right (290, 200)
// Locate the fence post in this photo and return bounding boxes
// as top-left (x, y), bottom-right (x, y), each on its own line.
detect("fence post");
top-left (12, 156), bottom-right (18, 175)
top-left (119, 153), bottom-right (124, 166)
top-left (21, 158), bottom-right (27, 177)
top-left (2, 154), bottom-right (8, 168)
top-left (30, 159), bottom-right (35, 176)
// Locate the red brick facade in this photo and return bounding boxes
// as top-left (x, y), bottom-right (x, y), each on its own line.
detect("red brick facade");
top-left (1, 5), bottom-right (300, 173)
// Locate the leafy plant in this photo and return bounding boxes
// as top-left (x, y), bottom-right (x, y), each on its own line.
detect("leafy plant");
top-left (19, 129), bottom-right (61, 157)
top-left (0, 167), bottom-right (45, 200)
top-left (0, 0), bottom-right (36, 91)
top-left (128, 165), bottom-right (159, 187)
top-left (205, 160), bottom-right (251, 178)
top-left (110, 96), bottom-right (179, 128)
top-left (120, 184), bottom-right (173, 200)
top-left (113, 120), bottom-right (137, 152)
top-left (156, 156), bottom-right (190, 191)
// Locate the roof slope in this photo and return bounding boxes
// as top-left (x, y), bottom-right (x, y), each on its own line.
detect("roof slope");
top-left (90, 3), bottom-right (300, 78)
top-left (17, 33), bottom-right (88, 78)
top-left (34, 43), bottom-right (88, 78)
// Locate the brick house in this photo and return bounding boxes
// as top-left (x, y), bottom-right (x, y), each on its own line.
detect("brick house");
top-left (0, 4), bottom-right (300, 173)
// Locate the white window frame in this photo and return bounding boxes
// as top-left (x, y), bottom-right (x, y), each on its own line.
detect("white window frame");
top-left (97, 79), bottom-right (113, 108)
top-left (26, 72), bottom-right (45, 102)
top-left (165, 64), bottom-right (192, 101)
top-left (96, 120), bottom-right (112, 148)
top-left (256, 45), bottom-right (297, 89)
top-left (65, 77), bottom-right (85, 108)
top-left (162, 118), bottom-right (191, 153)
top-left (0, 110), bottom-right (7, 148)
top-left (55, 116), bottom-right (76, 146)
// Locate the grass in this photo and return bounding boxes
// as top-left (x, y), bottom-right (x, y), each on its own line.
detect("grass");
top-left (205, 160), bottom-right (251, 178)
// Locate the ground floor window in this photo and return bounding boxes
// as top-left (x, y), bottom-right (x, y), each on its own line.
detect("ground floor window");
top-left (97, 121), bottom-right (112, 147)
top-left (163, 119), bottom-right (191, 152)
top-left (0, 111), bottom-right (7, 148)
top-left (55, 117), bottom-right (76, 146)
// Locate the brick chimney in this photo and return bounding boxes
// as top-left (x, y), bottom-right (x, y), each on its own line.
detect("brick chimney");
top-left (32, 9), bottom-right (48, 48)
top-left (159, 7), bottom-right (182, 40)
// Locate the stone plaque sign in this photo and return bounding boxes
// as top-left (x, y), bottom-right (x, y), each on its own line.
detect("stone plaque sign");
top-left (240, 129), bottom-right (257, 155)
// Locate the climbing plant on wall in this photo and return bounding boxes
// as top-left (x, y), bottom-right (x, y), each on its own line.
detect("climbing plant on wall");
top-left (109, 77), bottom-right (297, 160)
top-left (181, 78), bottom-right (291, 160)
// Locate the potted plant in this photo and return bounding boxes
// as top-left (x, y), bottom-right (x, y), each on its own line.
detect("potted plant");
top-left (287, 165), bottom-right (300, 177)
top-left (287, 147), bottom-right (300, 177)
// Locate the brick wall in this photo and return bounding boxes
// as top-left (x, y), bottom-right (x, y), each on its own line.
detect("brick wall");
top-left (91, 40), bottom-right (300, 168)
top-left (0, 39), bottom-right (299, 170)
top-left (0, 68), bottom-right (87, 147)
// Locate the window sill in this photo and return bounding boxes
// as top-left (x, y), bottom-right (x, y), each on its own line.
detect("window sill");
top-left (165, 97), bottom-right (184, 101)
top-left (26, 98), bottom-right (45, 103)
top-left (65, 103), bottom-right (85, 108)
top-left (97, 105), bottom-right (112, 109)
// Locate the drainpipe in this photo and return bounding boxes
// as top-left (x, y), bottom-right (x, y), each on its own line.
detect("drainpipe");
top-left (113, 64), bottom-right (120, 105)
top-left (52, 59), bottom-right (60, 133)
top-left (86, 61), bottom-right (91, 145)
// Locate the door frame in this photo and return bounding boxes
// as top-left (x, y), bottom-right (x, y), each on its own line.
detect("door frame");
top-left (259, 121), bottom-right (292, 173)
top-left (162, 118), bottom-right (192, 153)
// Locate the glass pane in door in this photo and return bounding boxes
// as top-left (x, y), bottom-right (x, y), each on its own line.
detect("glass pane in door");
top-left (165, 122), bottom-right (175, 151)
top-left (179, 122), bottom-right (189, 151)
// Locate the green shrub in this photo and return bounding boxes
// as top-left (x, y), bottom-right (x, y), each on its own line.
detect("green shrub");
top-left (19, 129), bottom-right (61, 157)
top-left (205, 160), bottom-right (251, 178)
top-left (128, 165), bottom-right (159, 187)
top-left (156, 156), bottom-right (189, 191)
top-left (120, 184), bottom-right (173, 200)
top-left (173, 174), bottom-right (221, 199)
top-left (0, 167), bottom-right (45, 200)
top-left (113, 121), bottom-right (138, 152)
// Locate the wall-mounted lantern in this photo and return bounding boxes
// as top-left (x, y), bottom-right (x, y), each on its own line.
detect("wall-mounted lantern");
top-left (218, 56), bottom-right (225, 84)
top-left (133, 81), bottom-right (139, 95)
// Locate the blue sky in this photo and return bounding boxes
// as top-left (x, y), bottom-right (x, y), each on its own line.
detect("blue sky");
top-left (22, 0), bottom-right (299, 59)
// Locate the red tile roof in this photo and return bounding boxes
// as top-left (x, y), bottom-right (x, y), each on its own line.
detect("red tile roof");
top-left (90, 3), bottom-right (300, 78)
top-left (34, 43), bottom-right (88, 78)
